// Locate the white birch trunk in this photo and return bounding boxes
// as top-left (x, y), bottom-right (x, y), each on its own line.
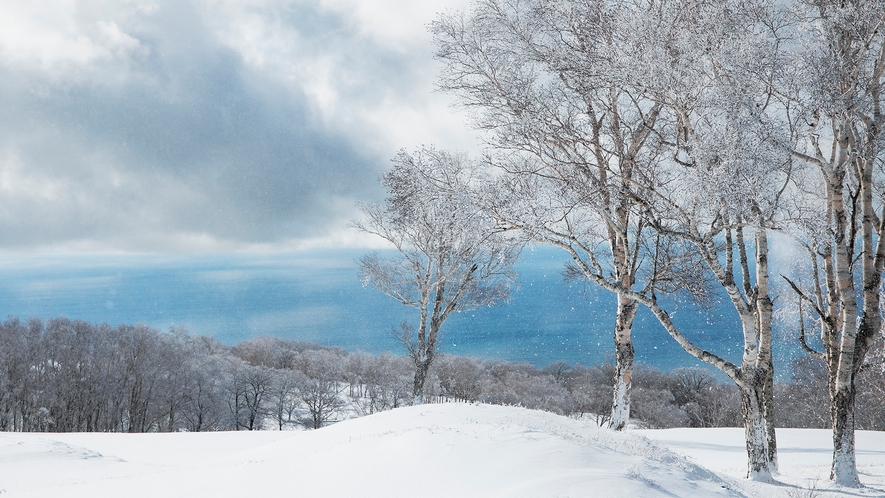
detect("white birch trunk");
top-left (831, 389), bottom-right (859, 485)
top-left (740, 379), bottom-right (773, 482)
top-left (606, 179), bottom-right (637, 429)
top-left (827, 153), bottom-right (863, 485)
top-left (754, 228), bottom-right (778, 473)
top-left (610, 377), bottom-right (630, 430)
top-left (609, 295), bottom-right (637, 430)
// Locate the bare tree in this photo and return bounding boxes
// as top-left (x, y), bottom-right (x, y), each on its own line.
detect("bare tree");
top-left (354, 352), bottom-right (413, 414)
top-left (432, 0), bottom-right (667, 431)
top-left (354, 147), bottom-right (519, 403)
top-left (179, 337), bottom-right (228, 432)
top-left (776, 356), bottom-right (830, 429)
top-left (601, 0), bottom-right (791, 478)
top-left (269, 369), bottom-right (301, 430)
top-left (434, 354), bottom-right (485, 403)
top-left (773, 0), bottom-right (885, 484)
top-left (293, 349), bottom-right (345, 429)
top-left (435, 0), bottom-right (792, 480)
top-left (566, 364), bottom-right (615, 423)
top-left (241, 364), bottom-right (274, 431)
top-left (0, 318), bottom-right (43, 432)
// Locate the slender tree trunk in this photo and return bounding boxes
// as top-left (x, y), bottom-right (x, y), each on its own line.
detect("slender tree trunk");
top-left (739, 372), bottom-right (772, 481)
top-left (828, 160), bottom-right (863, 485)
top-left (412, 306), bottom-right (444, 404)
top-left (412, 357), bottom-right (430, 405)
top-left (831, 376), bottom-right (860, 485)
top-left (607, 192), bottom-right (637, 431)
top-left (721, 224), bottom-right (778, 478)
top-left (761, 353), bottom-right (778, 471)
top-left (754, 227), bottom-right (778, 472)
top-left (610, 295), bottom-right (638, 430)
top-left (412, 346), bottom-right (436, 405)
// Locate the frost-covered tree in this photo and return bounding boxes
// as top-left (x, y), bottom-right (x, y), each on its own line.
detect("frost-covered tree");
top-left (434, 354), bottom-right (485, 403)
top-left (772, 0), bottom-right (885, 485)
top-left (612, 0), bottom-right (792, 479)
top-left (435, 0), bottom-right (793, 480)
top-left (0, 318), bottom-right (42, 432)
top-left (432, 0), bottom-right (669, 431)
top-left (268, 370), bottom-right (300, 430)
top-left (179, 337), bottom-right (229, 432)
top-left (354, 147), bottom-right (519, 403)
top-left (293, 349), bottom-right (345, 429)
top-left (349, 352), bottom-right (412, 414)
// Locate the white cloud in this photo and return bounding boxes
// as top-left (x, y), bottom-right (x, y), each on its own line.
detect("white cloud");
top-left (203, 0), bottom-right (479, 155)
top-left (0, 0), bottom-right (151, 83)
top-left (0, 0), bottom-right (481, 254)
top-left (0, 1), bottom-right (101, 68)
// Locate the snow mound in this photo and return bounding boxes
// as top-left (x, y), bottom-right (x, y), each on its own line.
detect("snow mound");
top-left (0, 403), bottom-right (742, 498)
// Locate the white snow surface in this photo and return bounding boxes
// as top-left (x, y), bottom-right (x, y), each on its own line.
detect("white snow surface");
top-left (1, 403), bottom-right (884, 497)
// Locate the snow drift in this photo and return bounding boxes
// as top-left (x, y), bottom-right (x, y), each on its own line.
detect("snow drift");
top-left (1, 403), bottom-right (884, 497)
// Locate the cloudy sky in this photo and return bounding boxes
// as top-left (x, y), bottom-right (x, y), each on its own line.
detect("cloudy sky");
top-left (0, 0), bottom-right (477, 254)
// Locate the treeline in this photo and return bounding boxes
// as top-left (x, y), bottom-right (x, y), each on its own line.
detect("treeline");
top-left (1, 317), bottom-right (883, 432)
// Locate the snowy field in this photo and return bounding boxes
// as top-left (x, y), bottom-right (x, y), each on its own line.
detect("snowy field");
top-left (1, 403), bottom-right (884, 497)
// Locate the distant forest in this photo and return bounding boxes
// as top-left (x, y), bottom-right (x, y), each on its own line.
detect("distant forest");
top-left (0, 317), bottom-right (883, 433)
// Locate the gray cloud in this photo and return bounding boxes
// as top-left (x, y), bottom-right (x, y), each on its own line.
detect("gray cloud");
top-left (0, 0), bottom-right (472, 253)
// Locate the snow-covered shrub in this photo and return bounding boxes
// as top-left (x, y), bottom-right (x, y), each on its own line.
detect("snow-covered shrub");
top-left (563, 365), bottom-right (613, 421)
top-left (292, 349), bottom-right (347, 429)
top-left (668, 368), bottom-right (740, 428)
top-left (433, 354), bottom-right (484, 402)
top-left (775, 356), bottom-right (829, 429)
top-left (631, 387), bottom-right (690, 429)
top-left (354, 352), bottom-right (412, 415)
top-left (479, 362), bottom-right (574, 415)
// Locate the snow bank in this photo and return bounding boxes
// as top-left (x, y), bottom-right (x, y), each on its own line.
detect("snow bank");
top-left (1, 403), bottom-right (884, 497)
top-left (640, 427), bottom-right (885, 496)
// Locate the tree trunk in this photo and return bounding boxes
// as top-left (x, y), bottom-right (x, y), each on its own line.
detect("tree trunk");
top-left (609, 295), bottom-right (638, 430)
top-left (412, 356), bottom-right (432, 405)
top-left (753, 229), bottom-right (778, 473)
top-left (828, 160), bottom-right (863, 486)
top-left (411, 310), bottom-right (442, 405)
top-left (831, 381), bottom-right (860, 485)
top-left (761, 353), bottom-right (778, 472)
top-left (739, 373), bottom-right (773, 481)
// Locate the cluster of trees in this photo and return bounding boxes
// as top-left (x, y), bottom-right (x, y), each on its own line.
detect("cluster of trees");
top-left (4, 317), bottom-right (882, 435)
top-left (353, 0), bottom-right (885, 485)
top-left (0, 318), bottom-right (353, 432)
top-left (431, 355), bottom-right (747, 428)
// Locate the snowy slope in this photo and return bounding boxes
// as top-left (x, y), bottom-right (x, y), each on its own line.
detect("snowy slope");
top-left (640, 427), bottom-right (885, 496)
top-left (0, 403), bottom-right (883, 497)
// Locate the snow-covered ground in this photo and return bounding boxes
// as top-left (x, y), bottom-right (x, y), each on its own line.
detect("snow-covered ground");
top-left (1, 403), bottom-right (883, 497)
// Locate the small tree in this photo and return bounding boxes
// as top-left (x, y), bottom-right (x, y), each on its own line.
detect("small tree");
top-left (354, 147), bottom-right (519, 403)
top-left (268, 369), bottom-right (300, 431)
top-left (180, 349), bottom-right (227, 432)
top-left (293, 349), bottom-right (345, 429)
top-left (355, 352), bottom-right (413, 414)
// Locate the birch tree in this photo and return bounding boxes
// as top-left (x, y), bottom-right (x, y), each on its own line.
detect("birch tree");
top-left (435, 0), bottom-right (792, 479)
top-left (773, 0), bottom-right (885, 485)
top-left (616, 0), bottom-right (794, 479)
top-left (433, 0), bottom-right (668, 431)
top-left (354, 147), bottom-right (519, 403)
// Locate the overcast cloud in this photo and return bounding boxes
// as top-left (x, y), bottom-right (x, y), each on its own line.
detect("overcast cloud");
top-left (0, 0), bottom-right (475, 253)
